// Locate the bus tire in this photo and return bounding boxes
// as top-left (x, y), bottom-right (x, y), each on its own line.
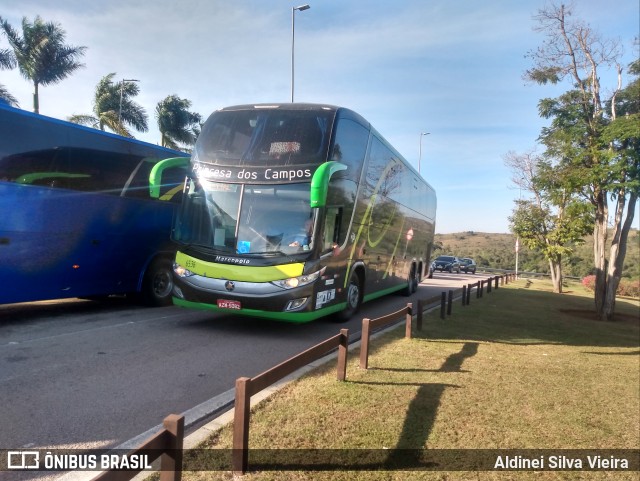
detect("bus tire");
top-left (403, 264), bottom-right (418, 296)
top-left (334, 270), bottom-right (362, 322)
top-left (142, 257), bottom-right (174, 307)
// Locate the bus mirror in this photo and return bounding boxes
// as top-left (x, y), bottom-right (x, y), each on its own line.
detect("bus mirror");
top-left (310, 161), bottom-right (347, 208)
top-left (149, 157), bottom-right (190, 198)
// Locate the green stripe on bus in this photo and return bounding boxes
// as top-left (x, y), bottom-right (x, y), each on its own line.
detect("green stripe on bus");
top-left (175, 251), bottom-right (304, 281)
top-left (173, 297), bottom-right (346, 323)
top-left (363, 284), bottom-right (406, 302)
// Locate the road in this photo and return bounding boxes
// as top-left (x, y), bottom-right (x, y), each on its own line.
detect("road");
top-left (0, 272), bottom-right (489, 453)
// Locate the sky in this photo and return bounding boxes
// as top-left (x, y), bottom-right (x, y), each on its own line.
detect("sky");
top-left (1, 0), bottom-right (638, 234)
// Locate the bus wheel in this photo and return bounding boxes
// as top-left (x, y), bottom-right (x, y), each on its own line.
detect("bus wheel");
top-left (143, 257), bottom-right (174, 307)
top-left (334, 270), bottom-right (362, 322)
top-left (403, 265), bottom-right (418, 296)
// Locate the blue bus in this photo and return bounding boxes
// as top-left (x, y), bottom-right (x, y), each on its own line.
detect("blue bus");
top-left (0, 103), bottom-right (189, 306)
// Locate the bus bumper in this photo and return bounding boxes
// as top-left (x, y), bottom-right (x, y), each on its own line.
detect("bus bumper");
top-left (171, 274), bottom-right (345, 323)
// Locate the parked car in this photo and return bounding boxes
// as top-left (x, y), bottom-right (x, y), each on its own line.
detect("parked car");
top-left (432, 255), bottom-right (461, 273)
top-left (460, 257), bottom-right (477, 274)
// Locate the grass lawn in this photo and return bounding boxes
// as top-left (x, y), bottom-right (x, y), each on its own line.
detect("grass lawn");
top-left (178, 279), bottom-right (639, 481)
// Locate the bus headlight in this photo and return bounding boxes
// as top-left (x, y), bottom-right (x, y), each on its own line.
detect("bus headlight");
top-left (173, 262), bottom-right (195, 278)
top-left (270, 267), bottom-right (325, 290)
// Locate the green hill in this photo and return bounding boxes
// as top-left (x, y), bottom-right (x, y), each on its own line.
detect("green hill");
top-left (435, 230), bottom-right (640, 280)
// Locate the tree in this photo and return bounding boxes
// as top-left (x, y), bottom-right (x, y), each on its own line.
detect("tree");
top-left (155, 95), bottom-right (201, 150)
top-left (506, 150), bottom-right (593, 293)
top-left (0, 15), bottom-right (86, 113)
top-left (68, 73), bottom-right (148, 137)
top-left (525, 3), bottom-right (639, 320)
top-left (0, 45), bottom-right (19, 106)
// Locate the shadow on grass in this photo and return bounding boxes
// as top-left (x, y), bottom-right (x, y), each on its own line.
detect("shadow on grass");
top-left (367, 366), bottom-right (471, 373)
top-left (382, 342), bottom-right (478, 467)
top-left (581, 349), bottom-right (640, 356)
top-left (418, 287), bottom-right (639, 348)
top-left (439, 342), bottom-right (479, 371)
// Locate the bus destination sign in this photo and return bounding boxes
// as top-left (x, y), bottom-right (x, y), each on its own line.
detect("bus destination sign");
top-left (193, 161), bottom-right (314, 184)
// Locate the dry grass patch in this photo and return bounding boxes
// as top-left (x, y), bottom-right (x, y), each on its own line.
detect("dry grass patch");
top-left (179, 279), bottom-right (639, 481)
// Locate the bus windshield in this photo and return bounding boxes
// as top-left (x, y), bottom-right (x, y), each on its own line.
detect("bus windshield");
top-left (195, 108), bottom-right (332, 166)
top-left (174, 177), bottom-right (315, 255)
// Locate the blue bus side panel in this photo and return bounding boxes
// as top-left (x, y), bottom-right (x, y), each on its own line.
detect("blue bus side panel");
top-left (0, 104), bottom-right (186, 305)
top-left (0, 182), bottom-right (175, 304)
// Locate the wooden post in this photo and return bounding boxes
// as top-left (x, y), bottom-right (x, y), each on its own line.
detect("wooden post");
top-left (440, 292), bottom-right (446, 319)
top-left (487, 276), bottom-right (492, 293)
top-left (476, 281), bottom-right (481, 298)
top-left (359, 318), bottom-right (371, 369)
top-left (447, 290), bottom-right (453, 315)
top-left (159, 415), bottom-right (184, 481)
top-left (337, 329), bottom-right (348, 381)
top-left (417, 299), bottom-right (423, 331)
top-left (466, 284), bottom-right (471, 305)
top-left (462, 285), bottom-right (467, 306)
top-left (232, 377), bottom-right (251, 475)
top-left (495, 276), bottom-right (499, 289)
top-left (405, 303), bottom-right (413, 339)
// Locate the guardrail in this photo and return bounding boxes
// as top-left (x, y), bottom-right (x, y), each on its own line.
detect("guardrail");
top-left (232, 329), bottom-right (349, 475)
top-left (359, 303), bottom-right (413, 369)
top-left (92, 272), bottom-right (518, 478)
top-left (90, 414), bottom-right (184, 481)
top-left (478, 267), bottom-right (580, 281)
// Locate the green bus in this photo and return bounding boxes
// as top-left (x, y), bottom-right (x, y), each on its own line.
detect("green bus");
top-left (157, 103), bottom-right (436, 322)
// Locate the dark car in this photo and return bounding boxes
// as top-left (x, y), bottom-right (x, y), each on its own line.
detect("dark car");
top-left (459, 257), bottom-right (477, 274)
top-left (432, 255), bottom-right (461, 273)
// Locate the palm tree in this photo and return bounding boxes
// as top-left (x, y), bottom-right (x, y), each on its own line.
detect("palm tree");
top-left (0, 46), bottom-right (19, 106)
top-left (0, 85), bottom-right (18, 106)
top-left (68, 73), bottom-right (148, 137)
top-left (155, 95), bottom-right (202, 150)
top-left (0, 15), bottom-right (86, 113)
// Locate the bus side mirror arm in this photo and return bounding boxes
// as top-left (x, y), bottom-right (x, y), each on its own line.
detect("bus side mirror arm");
top-left (309, 161), bottom-right (347, 208)
top-left (149, 156), bottom-right (190, 198)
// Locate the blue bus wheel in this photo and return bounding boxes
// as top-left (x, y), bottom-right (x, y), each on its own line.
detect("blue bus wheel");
top-left (143, 257), bottom-right (174, 307)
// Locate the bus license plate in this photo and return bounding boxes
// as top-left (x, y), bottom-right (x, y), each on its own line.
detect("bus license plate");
top-left (217, 299), bottom-right (241, 310)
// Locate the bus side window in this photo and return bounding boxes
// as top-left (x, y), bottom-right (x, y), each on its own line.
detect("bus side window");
top-left (330, 118), bottom-right (369, 182)
top-left (323, 206), bottom-right (343, 253)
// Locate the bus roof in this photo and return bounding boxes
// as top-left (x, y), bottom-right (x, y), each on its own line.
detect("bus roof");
top-left (0, 102), bottom-right (183, 157)
top-left (217, 102), bottom-right (370, 127)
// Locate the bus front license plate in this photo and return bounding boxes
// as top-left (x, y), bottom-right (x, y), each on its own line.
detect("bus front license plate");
top-left (217, 299), bottom-right (241, 310)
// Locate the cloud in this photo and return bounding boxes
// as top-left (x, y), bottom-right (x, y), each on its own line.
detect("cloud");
top-left (2, 0), bottom-right (638, 233)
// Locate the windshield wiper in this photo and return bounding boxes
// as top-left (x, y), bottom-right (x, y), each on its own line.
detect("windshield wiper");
top-left (180, 243), bottom-right (235, 256)
top-left (244, 250), bottom-right (286, 257)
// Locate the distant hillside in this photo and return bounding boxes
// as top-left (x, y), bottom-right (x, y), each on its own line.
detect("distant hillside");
top-left (434, 230), bottom-right (640, 280)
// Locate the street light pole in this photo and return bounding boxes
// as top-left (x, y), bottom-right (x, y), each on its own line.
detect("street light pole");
top-left (119, 78), bottom-right (139, 129)
top-left (418, 132), bottom-right (430, 174)
top-left (291, 4), bottom-right (310, 103)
